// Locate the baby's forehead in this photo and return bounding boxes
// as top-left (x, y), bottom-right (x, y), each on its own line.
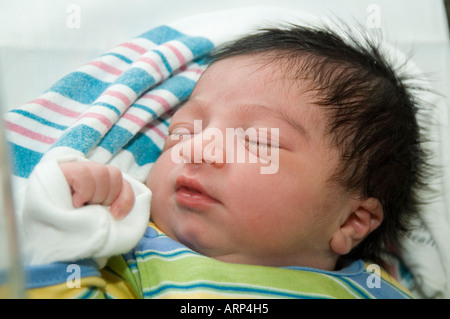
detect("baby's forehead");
top-left (206, 53), bottom-right (320, 96)
top-left (206, 54), bottom-right (324, 106)
top-left (208, 52), bottom-right (294, 76)
top-left (189, 55), bottom-right (332, 140)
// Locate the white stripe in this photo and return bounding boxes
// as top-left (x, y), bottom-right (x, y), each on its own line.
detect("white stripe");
top-left (323, 274), bottom-right (374, 299)
top-left (6, 130), bottom-right (52, 153)
top-left (77, 64), bottom-right (119, 83)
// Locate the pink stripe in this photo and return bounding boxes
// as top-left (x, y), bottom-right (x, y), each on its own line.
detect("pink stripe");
top-left (141, 94), bottom-right (171, 111)
top-left (87, 61), bottom-right (122, 76)
top-left (104, 90), bottom-right (131, 106)
top-left (79, 112), bottom-right (112, 129)
top-left (164, 42), bottom-right (186, 66)
top-left (185, 67), bottom-right (204, 75)
top-left (137, 57), bottom-right (164, 79)
top-left (145, 123), bottom-right (168, 140)
top-left (122, 113), bottom-right (146, 127)
top-left (119, 42), bottom-right (147, 54)
top-left (32, 98), bottom-right (81, 118)
top-left (5, 121), bottom-right (56, 144)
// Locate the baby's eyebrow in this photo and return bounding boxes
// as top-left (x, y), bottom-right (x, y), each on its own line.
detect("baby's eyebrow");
top-left (181, 97), bottom-right (205, 113)
top-left (236, 103), bottom-right (309, 138)
top-left (281, 112), bottom-right (309, 138)
top-left (185, 96), bottom-right (309, 138)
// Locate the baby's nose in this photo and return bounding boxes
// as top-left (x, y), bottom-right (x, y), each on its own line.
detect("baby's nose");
top-left (188, 127), bottom-right (226, 168)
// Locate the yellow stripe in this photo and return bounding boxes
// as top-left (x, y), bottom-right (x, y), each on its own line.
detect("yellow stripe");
top-left (101, 268), bottom-right (138, 299)
top-left (26, 277), bottom-right (106, 299)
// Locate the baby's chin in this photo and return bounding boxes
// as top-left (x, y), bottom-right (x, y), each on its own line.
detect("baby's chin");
top-left (153, 216), bottom-right (216, 254)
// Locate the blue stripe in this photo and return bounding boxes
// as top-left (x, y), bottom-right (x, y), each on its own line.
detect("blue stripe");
top-left (153, 49), bottom-right (172, 74)
top-left (132, 103), bottom-right (158, 118)
top-left (346, 270), bottom-right (413, 299)
top-left (123, 258), bottom-right (138, 272)
top-left (115, 67), bottom-right (156, 95)
top-left (139, 25), bottom-right (214, 58)
top-left (195, 55), bottom-right (213, 66)
top-left (158, 116), bottom-right (170, 127)
top-left (378, 277), bottom-right (413, 299)
top-left (9, 110), bottom-right (68, 130)
top-left (134, 226), bottom-right (187, 252)
top-left (8, 142), bottom-right (44, 178)
top-left (136, 249), bottom-right (199, 260)
top-left (93, 102), bottom-right (121, 117)
top-left (100, 52), bottom-right (133, 64)
top-left (123, 132), bottom-right (162, 166)
top-left (25, 259), bottom-right (99, 289)
top-left (52, 124), bottom-right (102, 154)
top-left (144, 282), bottom-right (327, 299)
top-left (48, 72), bottom-right (109, 104)
top-left (98, 125), bottom-right (133, 155)
top-left (130, 104), bottom-right (170, 127)
top-left (177, 36), bottom-right (215, 58)
top-left (80, 287), bottom-right (99, 299)
top-left (337, 276), bottom-right (374, 299)
top-left (157, 75), bottom-right (197, 101)
top-left (133, 104), bottom-right (169, 127)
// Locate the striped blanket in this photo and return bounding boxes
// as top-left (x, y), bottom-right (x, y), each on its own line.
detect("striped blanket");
top-left (4, 25), bottom-right (213, 183)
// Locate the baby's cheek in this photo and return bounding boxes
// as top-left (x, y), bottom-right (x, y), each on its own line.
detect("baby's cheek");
top-left (146, 153), bottom-right (168, 189)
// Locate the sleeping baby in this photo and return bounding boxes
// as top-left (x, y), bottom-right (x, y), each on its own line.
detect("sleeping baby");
top-left (23, 24), bottom-right (426, 299)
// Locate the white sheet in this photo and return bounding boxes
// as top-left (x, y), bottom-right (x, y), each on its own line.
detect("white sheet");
top-left (1, 0), bottom-right (449, 111)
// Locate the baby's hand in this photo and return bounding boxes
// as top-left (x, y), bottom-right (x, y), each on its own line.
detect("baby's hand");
top-left (59, 162), bottom-right (135, 220)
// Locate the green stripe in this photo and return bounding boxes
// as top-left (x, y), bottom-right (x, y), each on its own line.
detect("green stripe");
top-left (134, 254), bottom-right (363, 299)
top-left (335, 276), bottom-right (375, 299)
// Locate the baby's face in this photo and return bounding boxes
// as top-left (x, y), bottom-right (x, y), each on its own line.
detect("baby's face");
top-left (147, 55), bottom-right (353, 269)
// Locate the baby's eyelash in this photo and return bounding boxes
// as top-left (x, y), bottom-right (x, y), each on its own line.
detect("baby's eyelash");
top-left (168, 131), bottom-right (188, 136)
top-left (168, 127), bottom-right (193, 137)
top-left (245, 139), bottom-right (267, 148)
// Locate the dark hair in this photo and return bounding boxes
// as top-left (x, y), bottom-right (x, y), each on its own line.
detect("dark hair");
top-left (209, 23), bottom-right (432, 266)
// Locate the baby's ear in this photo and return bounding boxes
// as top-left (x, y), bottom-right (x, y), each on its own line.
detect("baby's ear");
top-left (329, 198), bottom-right (383, 256)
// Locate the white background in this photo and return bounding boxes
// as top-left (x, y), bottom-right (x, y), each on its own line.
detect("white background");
top-left (0, 0), bottom-right (449, 112)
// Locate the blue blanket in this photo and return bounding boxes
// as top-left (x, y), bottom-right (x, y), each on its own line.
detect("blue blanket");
top-left (5, 25), bottom-right (213, 181)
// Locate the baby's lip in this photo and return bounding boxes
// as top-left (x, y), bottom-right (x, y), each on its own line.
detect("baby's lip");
top-left (175, 175), bottom-right (221, 208)
top-left (175, 175), bottom-right (213, 197)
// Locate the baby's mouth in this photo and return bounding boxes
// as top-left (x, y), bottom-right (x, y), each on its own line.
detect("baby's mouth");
top-left (179, 186), bottom-right (201, 194)
top-left (175, 175), bottom-right (220, 210)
